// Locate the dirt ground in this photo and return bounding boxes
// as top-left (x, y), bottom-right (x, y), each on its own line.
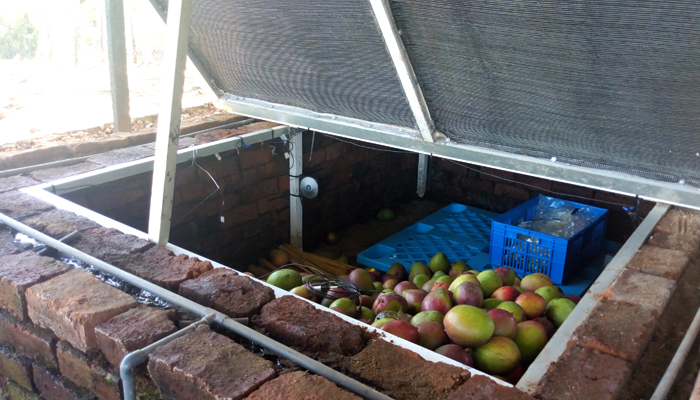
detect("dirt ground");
top-left (622, 257), bottom-right (700, 399)
top-left (0, 59), bottom-right (215, 147)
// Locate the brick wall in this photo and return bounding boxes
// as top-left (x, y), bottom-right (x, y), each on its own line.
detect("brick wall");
top-left (426, 157), bottom-right (655, 242)
top-left (63, 131), bottom-right (419, 268)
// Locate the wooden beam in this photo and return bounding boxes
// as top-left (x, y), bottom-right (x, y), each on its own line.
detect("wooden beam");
top-left (105, 0), bottom-right (131, 132)
top-left (148, 0), bottom-right (193, 246)
top-left (290, 131), bottom-right (303, 248)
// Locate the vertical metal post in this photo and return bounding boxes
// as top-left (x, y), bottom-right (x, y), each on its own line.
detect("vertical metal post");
top-left (148, 0), bottom-right (193, 246)
top-left (105, 0), bottom-right (131, 132)
top-left (289, 131), bottom-right (303, 249)
top-left (417, 154), bottom-right (429, 197)
top-left (369, 0), bottom-right (436, 143)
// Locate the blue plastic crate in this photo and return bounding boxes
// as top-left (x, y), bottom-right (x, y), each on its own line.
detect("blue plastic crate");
top-left (489, 195), bottom-right (608, 284)
top-left (357, 204), bottom-right (498, 272)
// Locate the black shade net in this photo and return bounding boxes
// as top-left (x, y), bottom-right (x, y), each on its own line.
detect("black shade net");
top-left (170, 0), bottom-right (700, 187)
top-left (390, 0), bottom-right (700, 186)
top-left (187, 0), bottom-right (414, 128)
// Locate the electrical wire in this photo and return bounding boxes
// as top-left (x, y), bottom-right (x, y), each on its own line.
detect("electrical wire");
top-left (321, 132), bottom-right (414, 154)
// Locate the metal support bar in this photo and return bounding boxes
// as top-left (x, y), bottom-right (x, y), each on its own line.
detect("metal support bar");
top-left (368, 0), bottom-right (436, 142)
top-left (417, 153), bottom-right (428, 197)
top-left (105, 0), bottom-right (131, 132)
top-left (121, 314), bottom-right (215, 400)
top-left (0, 212), bottom-right (392, 400)
top-left (43, 126), bottom-right (287, 196)
top-left (145, 0), bottom-right (224, 96)
top-left (219, 95), bottom-right (700, 210)
top-left (289, 131), bottom-right (303, 248)
top-left (36, 230), bottom-right (81, 256)
top-left (148, 0), bottom-right (193, 246)
top-left (517, 202), bottom-right (671, 394)
top-left (651, 305), bottom-right (700, 400)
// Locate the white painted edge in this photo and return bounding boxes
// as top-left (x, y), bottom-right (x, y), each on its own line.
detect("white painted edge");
top-left (516, 202), bottom-right (671, 394)
top-left (20, 186), bottom-right (507, 387)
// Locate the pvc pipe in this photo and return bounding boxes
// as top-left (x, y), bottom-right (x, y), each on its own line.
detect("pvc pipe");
top-left (651, 303), bottom-right (700, 400)
top-left (0, 212), bottom-right (393, 400)
top-left (120, 313), bottom-right (216, 400)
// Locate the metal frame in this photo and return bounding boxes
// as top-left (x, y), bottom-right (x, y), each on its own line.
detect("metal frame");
top-left (148, 0), bottom-right (194, 245)
top-left (105, 0), bottom-right (131, 132)
top-left (289, 130), bottom-right (303, 248)
top-left (34, 126), bottom-right (288, 196)
top-left (417, 153), bottom-right (428, 197)
top-left (219, 95), bottom-right (700, 210)
top-left (146, 0), bottom-right (224, 97)
top-left (369, 0), bottom-right (438, 143)
top-left (516, 202), bottom-right (671, 394)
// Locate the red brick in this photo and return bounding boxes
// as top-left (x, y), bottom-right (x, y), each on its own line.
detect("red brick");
top-left (260, 296), bottom-right (369, 357)
top-left (277, 175), bottom-right (290, 193)
top-left (0, 176), bottom-right (39, 194)
top-left (0, 347), bottom-right (33, 390)
top-left (26, 269), bottom-right (139, 352)
top-left (246, 371), bottom-right (362, 400)
top-left (223, 202), bottom-right (258, 227)
top-left (459, 176), bottom-right (494, 193)
top-left (572, 300), bottom-right (656, 363)
top-left (95, 306), bottom-right (177, 367)
top-left (593, 190), bottom-right (633, 206)
top-left (57, 341), bottom-right (120, 400)
top-left (243, 212), bottom-right (278, 238)
top-left (494, 183), bottom-right (531, 201)
top-left (6, 380), bottom-right (40, 400)
top-left (179, 269), bottom-right (275, 318)
top-left (72, 228), bottom-right (154, 268)
top-left (264, 159), bottom-right (288, 178)
top-left (627, 245), bottom-right (690, 280)
top-left (516, 175), bottom-right (553, 192)
top-left (174, 165), bottom-right (199, 187)
top-left (239, 146), bottom-right (275, 170)
top-left (0, 253), bottom-right (71, 320)
top-left (653, 208), bottom-right (700, 240)
top-left (32, 364), bottom-right (95, 400)
top-left (239, 165), bottom-right (265, 187)
top-left (339, 339), bottom-right (469, 400)
top-left (238, 178), bottom-right (279, 204)
top-left (123, 246), bottom-right (213, 290)
top-left (148, 325), bottom-right (275, 400)
top-left (603, 269), bottom-right (676, 317)
top-left (177, 182), bottom-right (208, 204)
top-left (303, 147), bottom-right (327, 168)
top-left (257, 196), bottom-right (288, 214)
top-left (3, 145), bottom-right (72, 170)
top-left (0, 230), bottom-right (28, 257)
top-left (550, 182), bottom-right (594, 200)
top-left (324, 142), bottom-right (350, 161)
top-left (21, 209), bottom-right (100, 239)
top-left (648, 231), bottom-right (700, 259)
top-left (0, 311), bottom-right (58, 369)
top-left (447, 375), bottom-right (534, 400)
top-left (533, 345), bottom-right (632, 400)
top-left (0, 191), bottom-right (54, 218)
top-left (479, 167), bottom-right (515, 182)
top-left (86, 187), bottom-right (146, 211)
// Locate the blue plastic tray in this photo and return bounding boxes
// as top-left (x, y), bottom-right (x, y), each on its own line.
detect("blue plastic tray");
top-left (357, 203), bottom-right (498, 272)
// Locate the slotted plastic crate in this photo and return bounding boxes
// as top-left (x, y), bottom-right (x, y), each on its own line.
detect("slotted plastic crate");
top-left (489, 195), bottom-right (608, 284)
top-left (357, 204), bottom-right (497, 272)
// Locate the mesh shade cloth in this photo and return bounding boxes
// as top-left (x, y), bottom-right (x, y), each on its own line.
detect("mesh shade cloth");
top-left (172, 0), bottom-right (700, 186)
top-left (390, 0), bottom-right (700, 185)
top-left (187, 0), bottom-right (414, 128)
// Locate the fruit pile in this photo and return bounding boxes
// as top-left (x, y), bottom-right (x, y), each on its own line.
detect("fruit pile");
top-left (263, 252), bottom-right (578, 383)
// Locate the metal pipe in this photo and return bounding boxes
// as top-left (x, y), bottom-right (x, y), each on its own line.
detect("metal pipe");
top-left (121, 313), bottom-right (215, 400)
top-left (36, 230), bottom-right (81, 256)
top-left (0, 212), bottom-right (393, 400)
top-left (651, 304), bottom-right (700, 400)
